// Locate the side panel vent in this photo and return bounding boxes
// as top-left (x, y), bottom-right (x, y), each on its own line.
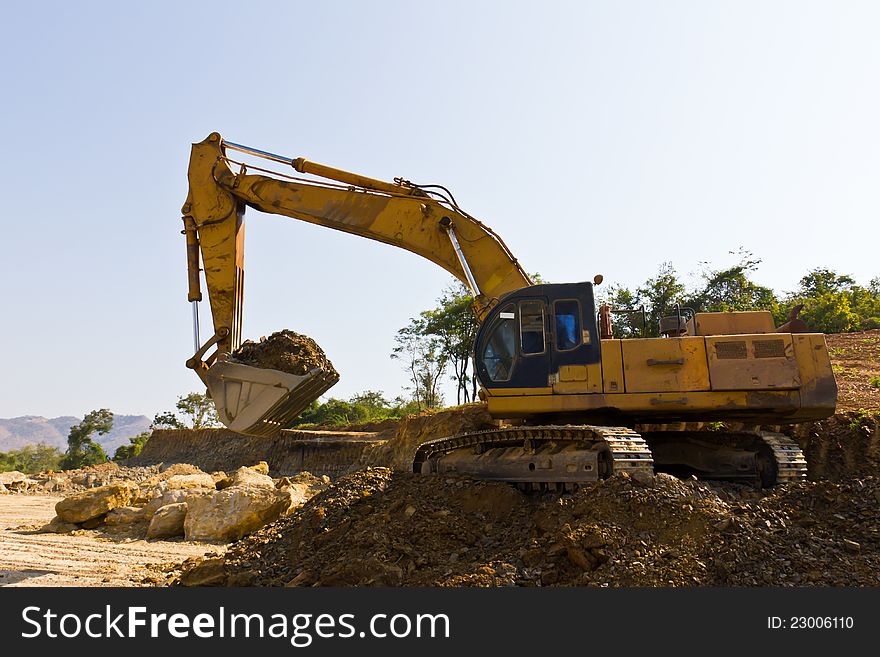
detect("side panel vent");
top-left (715, 341), bottom-right (747, 360)
top-left (754, 339), bottom-right (786, 358)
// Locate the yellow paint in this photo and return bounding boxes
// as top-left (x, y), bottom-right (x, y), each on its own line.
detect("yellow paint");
top-left (621, 337), bottom-right (710, 393)
top-left (705, 334), bottom-right (800, 390)
top-left (792, 333), bottom-right (837, 413)
top-left (690, 311), bottom-right (775, 336)
top-left (553, 363), bottom-right (602, 394)
top-left (601, 339), bottom-right (624, 393)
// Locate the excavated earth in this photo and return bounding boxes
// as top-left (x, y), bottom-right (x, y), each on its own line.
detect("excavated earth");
top-left (189, 467), bottom-right (879, 587)
top-left (230, 329), bottom-right (337, 377)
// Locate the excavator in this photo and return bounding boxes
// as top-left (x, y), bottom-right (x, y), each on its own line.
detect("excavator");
top-left (181, 132), bottom-right (837, 487)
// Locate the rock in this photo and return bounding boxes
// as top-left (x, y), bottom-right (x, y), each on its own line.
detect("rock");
top-left (211, 472), bottom-right (228, 487)
top-left (184, 485), bottom-right (293, 542)
top-left (144, 489), bottom-right (193, 519)
top-left (249, 461), bottom-right (270, 476)
top-left (55, 482), bottom-right (139, 523)
top-left (0, 482), bottom-right (8, 495)
top-left (566, 545), bottom-right (597, 571)
top-left (7, 477), bottom-right (39, 492)
top-left (227, 571), bottom-right (256, 586)
top-left (630, 470), bottom-right (654, 487)
top-left (0, 471), bottom-right (26, 486)
top-left (275, 474), bottom-right (327, 509)
top-left (37, 516), bottom-right (80, 534)
top-left (842, 539), bottom-right (861, 553)
top-left (404, 505), bottom-right (416, 518)
top-left (81, 515), bottom-right (107, 529)
top-left (286, 569), bottom-right (317, 587)
top-left (714, 518), bottom-right (733, 531)
top-left (230, 466), bottom-right (276, 489)
top-left (178, 558), bottom-right (227, 587)
top-left (105, 506), bottom-right (147, 525)
top-left (147, 503), bottom-right (188, 539)
top-left (165, 473), bottom-right (217, 490)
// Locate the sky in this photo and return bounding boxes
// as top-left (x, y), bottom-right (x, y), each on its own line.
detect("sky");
top-left (1, 0), bottom-right (878, 419)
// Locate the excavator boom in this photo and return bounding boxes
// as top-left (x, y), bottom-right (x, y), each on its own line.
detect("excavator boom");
top-left (182, 132), bottom-right (532, 434)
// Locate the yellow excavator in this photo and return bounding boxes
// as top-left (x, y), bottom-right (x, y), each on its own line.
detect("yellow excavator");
top-left (181, 132), bottom-right (837, 487)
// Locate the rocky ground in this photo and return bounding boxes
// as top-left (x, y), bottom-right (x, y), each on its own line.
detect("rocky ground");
top-left (182, 467), bottom-right (879, 588)
top-left (0, 462), bottom-right (330, 586)
top-left (0, 495), bottom-right (210, 587)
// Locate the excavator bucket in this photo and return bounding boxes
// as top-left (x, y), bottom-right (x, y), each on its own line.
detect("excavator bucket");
top-left (204, 357), bottom-right (339, 437)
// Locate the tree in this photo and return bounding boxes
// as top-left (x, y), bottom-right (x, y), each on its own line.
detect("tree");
top-left (113, 431), bottom-right (151, 462)
top-left (796, 268), bottom-right (856, 297)
top-left (784, 267), bottom-right (880, 333)
top-left (687, 251), bottom-right (779, 317)
top-left (0, 444), bottom-right (63, 474)
top-left (60, 409), bottom-right (111, 470)
top-left (290, 390), bottom-right (419, 427)
top-left (152, 392), bottom-right (219, 429)
top-left (420, 282), bottom-right (480, 404)
top-left (392, 318), bottom-right (447, 410)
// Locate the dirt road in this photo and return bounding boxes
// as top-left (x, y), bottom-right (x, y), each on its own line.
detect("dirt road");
top-left (0, 495), bottom-right (219, 587)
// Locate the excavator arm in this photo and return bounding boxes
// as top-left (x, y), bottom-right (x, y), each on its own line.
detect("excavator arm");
top-left (181, 132), bottom-right (532, 435)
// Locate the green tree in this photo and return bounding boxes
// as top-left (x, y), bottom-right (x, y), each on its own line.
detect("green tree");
top-left (598, 284), bottom-right (645, 338)
top-left (113, 431), bottom-right (151, 461)
top-left (797, 268), bottom-right (856, 297)
top-left (420, 282), bottom-right (480, 404)
top-left (785, 267), bottom-right (880, 332)
top-left (392, 318), bottom-right (447, 410)
top-left (152, 392), bottom-right (219, 429)
top-left (60, 409), bottom-right (111, 470)
top-left (687, 251), bottom-right (779, 316)
top-left (0, 444), bottom-right (63, 473)
top-left (290, 390), bottom-right (419, 427)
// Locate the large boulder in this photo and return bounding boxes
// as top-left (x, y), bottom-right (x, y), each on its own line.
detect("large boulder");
top-left (164, 473), bottom-right (217, 490)
top-left (147, 503), bottom-right (187, 539)
top-left (0, 471), bottom-right (26, 486)
top-left (230, 466), bottom-right (275, 489)
top-left (105, 506), bottom-right (147, 526)
top-left (184, 485), bottom-right (292, 542)
top-left (144, 489), bottom-right (197, 519)
top-left (55, 482), bottom-right (139, 523)
top-left (0, 482), bottom-right (8, 495)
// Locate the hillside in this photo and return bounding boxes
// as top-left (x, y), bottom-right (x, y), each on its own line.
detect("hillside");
top-left (0, 415), bottom-right (151, 452)
top-left (825, 329), bottom-right (880, 411)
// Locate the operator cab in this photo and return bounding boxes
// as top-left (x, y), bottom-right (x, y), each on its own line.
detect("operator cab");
top-left (475, 282), bottom-right (601, 390)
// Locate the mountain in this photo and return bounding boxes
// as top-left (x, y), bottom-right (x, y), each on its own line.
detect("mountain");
top-left (0, 415), bottom-right (152, 453)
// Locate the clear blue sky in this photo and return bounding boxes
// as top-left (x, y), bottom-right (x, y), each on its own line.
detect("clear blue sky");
top-left (1, 1), bottom-right (878, 419)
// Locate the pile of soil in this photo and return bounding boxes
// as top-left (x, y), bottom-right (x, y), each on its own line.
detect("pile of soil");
top-left (788, 411), bottom-right (880, 481)
top-left (825, 329), bottom-right (880, 411)
top-left (230, 330), bottom-right (337, 377)
top-left (189, 468), bottom-right (879, 587)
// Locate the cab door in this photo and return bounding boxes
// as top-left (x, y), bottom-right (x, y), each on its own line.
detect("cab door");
top-left (475, 297), bottom-right (550, 390)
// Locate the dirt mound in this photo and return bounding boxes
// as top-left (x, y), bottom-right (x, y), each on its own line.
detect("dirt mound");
top-left (187, 468), bottom-right (879, 587)
top-left (789, 411), bottom-right (880, 480)
top-left (365, 404), bottom-right (495, 469)
top-left (826, 329), bottom-right (880, 411)
top-left (230, 329), bottom-right (337, 377)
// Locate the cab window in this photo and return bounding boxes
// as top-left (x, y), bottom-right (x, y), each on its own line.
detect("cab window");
top-left (554, 299), bottom-right (581, 351)
top-left (519, 300), bottom-right (545, 355)
top-left (481, 305), bottom-right (516, 382)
